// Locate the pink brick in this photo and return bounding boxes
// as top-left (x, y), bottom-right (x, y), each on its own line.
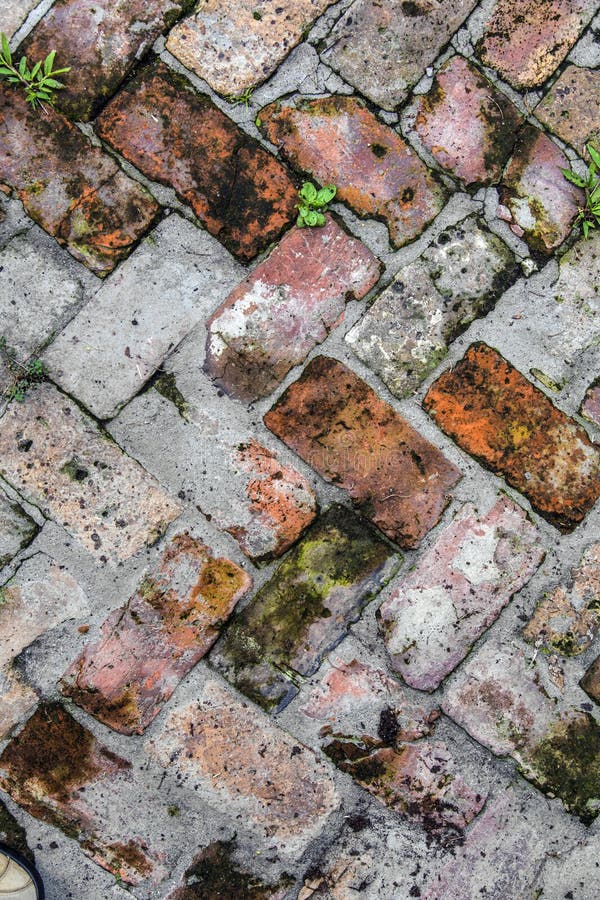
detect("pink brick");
top-left (582, 379), bottom-right (600, 427)
top-left (62, 534), bottom-right (251, 734)
top-left (415, 55), bottom-right (523, 185)
top-left (534, 65), bottom-right (600, 156)
top-left (205, 216), bottom-right (381, 402)
top-left (379, 498), bottom-right (544, 690)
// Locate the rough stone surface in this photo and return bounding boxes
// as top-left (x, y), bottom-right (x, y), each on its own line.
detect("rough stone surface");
top-left (379, 497), bottom-right (544, 691)
top-left (96, 61), bottom-right (297, 262)
top-left (415, 55), bottom-right (523, 185)
top-left (0, 0), bottom-right (38, 38)
top-left (581, 655), bottom-right (600, 702)
top-left (582, 379), bottom-right (600, 427)
top-left (0, 798), bottom-right (34, 865)
top-left (0, 87), bottom-right (159, 276)
top-left (534, 65), bottom-right (600, 155)
top-left (0, 489), bottom-right (38, 569)
top-left (21, 0), bottom-right (195, 121)
top-left (259, 95), bottom-right (446, 248)
top-left (0, 703), bottom-right (164, 884)
top-left (442, 641), bottom-right (600, 822)
top-left (346, 216), bottom-right (517, 399)
top-left (166, 0), bottom-right (334, 97)
top-left (423, 343), bottom-right (600, 531)
top-left (146, 679), bottom-right (341, 858)
top-left (205, 216), bottom-right (381, 402)
top-left (43, 215), bottom-right (244, 419)
top-left (211, 505), bottom-right (400, 711)
top-left (165, 839), bottom-right (291, 900)
top-left (62, 533), bottom-right (251, 734)
top-left (523, 543), bottom-right (600, 656)
top-left (323, 0), bottom-right (479, 110)
top-left (110, 383), bottom-right (317, 562)
top-left (477, 0), bottom-right (598, 90)
top-left (0, 384), bottom-right (181, 562)
top-left (265, 356), bottom-right (461, 548)
top-left (0, 672), bottom-right (38, 741)
top-left (499, 125), bottom-right (584, 254)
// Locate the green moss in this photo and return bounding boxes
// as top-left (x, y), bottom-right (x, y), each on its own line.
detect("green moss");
top-left (180, 839), bottom-right (293, 898)
top-left (527, 713), bottom-right (600, 824)
top-left (549, 631), bottom-right (578, 656)
top-left (154, 372), bottom-right (190, 420)
top-left (60, 457), bottom-right (89, 482)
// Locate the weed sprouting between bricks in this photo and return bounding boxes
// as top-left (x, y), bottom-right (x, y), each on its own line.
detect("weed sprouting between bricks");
top-left (0, 337), bottom-right (45, 403)
top-left (296, 182), bottom-right (337, 228)
top-left (0, 32), bottom-right (70, 110)
top-left (561, 142), bottom-right (600, 239)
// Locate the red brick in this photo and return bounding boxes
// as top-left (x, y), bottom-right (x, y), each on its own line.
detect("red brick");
top-left (582, 379), bottom-right (600, 427)
top-left (0, 87), bottom-right (159, 276)
top-left (21, 0), bottom-right (195, 121)
top-left (415, 56), bottom-right (523, 186)
top-left (258, 95), bottom-right (446, 249)
top-left (477, 0), bottom-right (597, 90)
top-left (146, 680), bottom-right (340, 858)
top-left (379, 498), bottom-right (543, 691)
top-left (423, 343), bottom-right (600, 531)
top-left (205, 216), bottom-right (381, 402)
top-left (96, 61), bottom-right (297, 262)
top-left (498, 125), bottom-right (584, 254)
top-left (580, 655), bottom-right (600, 703)
top-left (264, 356), bottom-right (461, 548)
top-left (0, 704), bottom-right (162, 884)
top-left (62, 534), bottom-right (251, 734)
top-left (534, 65), bottom-right (600, 156)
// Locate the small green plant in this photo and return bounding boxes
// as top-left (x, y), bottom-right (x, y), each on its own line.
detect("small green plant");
top-left (225, 86), bottom-right (254, 108)
top-left (0, 32), bottom-right (70, 109)
top-left (0, 336), bottom-right (45, 402)
top-left (561, 142), bottom-right (600, 239)
top-left (296, 181), bottom-right (337, 227)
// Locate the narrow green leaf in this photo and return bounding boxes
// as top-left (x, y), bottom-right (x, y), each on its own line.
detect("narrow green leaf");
top-left (583, 220), bottom-right (590, 238)
top-left (42, 77), bottom-right (64, 88)
top-left (50, 67), bottom-right (71, 75)
top-left (561, 168), bottom-right (586, 187)
top-left (587, 143), bottom-right (600, 169)
top-left (30, 60), bottom-right (41, 79)
top-left (1, 33), bottom-right (12, 67)
top-left (43, 49), bottom-right (56, 76)
top-left (0, 66), bottom-right (14, 76)
top-left (18, 56), bottom-right (27, 76)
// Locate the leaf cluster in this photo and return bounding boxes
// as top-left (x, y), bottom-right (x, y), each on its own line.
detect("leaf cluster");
top-left (296, 182), bottom-right (337, 227)
top-left (561, 143), bottom-right (600, 239)
top-left (0, 32), bottom-right (70, 109)
top-left (0, 336), bottom-right (45, 403)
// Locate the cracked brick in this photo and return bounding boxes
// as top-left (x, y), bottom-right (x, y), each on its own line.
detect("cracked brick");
top-left (166, 0), bottom-right (334, 98)
top-left (423, 343), bottom-right (600, 531)
top-left (21, 0), bottom-right (195, 121)
top-left (96, 61), bottom-right (297, 262)
top-left (205, 216), bottom-right (381, 402)
top-left (258, 95), bottom-right (446, 249)
top-left (534, 65), bottom-right (600, 156)
top-left (0, 383), bottom-right (181, 562)
top-left (0, 87), bottom-right (159, 276)
top-left (210, 505), bottom-right (400, 712)
top-left (62, 533), bottom-right (251, 734)
top-left (0, 489), bottom-right (38, 569)
top-left (265, 356), bottom-right (461, 548)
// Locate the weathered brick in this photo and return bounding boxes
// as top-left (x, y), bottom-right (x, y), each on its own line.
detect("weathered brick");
top-left (346, 216), bottom-right (517, 399)
top-left (165, 839), bottom-right (291, 900)
top-left (43, 215), bottom-right (244, 419)
top-left (442, 640), bottom-right (600, 822)
top-left (498, 125), bottom-right (583, 254)
top-left (534, 65), bottom-right (600, 156)
top-left (211, 506), bottom-right (400, 712)
top-left (0, 87), bottom-right (159, 276)
top-left (0, 489), bottom-right (38, 569)
top-left (0, 672), bottom-right (37, 741)
top-left (0, 0), bottom-right (37, 38)
top-left (0, 384), bottom-right (181, 562)
top-left (265, 356), bottom-right (461, 548)
top-left (423, 343), bottom-right (600, 531)
top-left (145, 679), bottom-right (340, 858)
top-left (379, 498), bottom-right (544, 691)
top-left (477, 0), bottom-right (598, 90)
top-left (323, 0), bottom-right (478, 110)
top-left (523, 543), bottom-right (600, 656)
top-left (581, 378), bottom-right (600, 427)
top-left (96, 61), bottom-right (297, 262)
top-left (21, 0), bottom-right (195, 121)
top-left (110, 383), bottom-right (317, 562)
top-left (205, 217), bottom-right (381, 402)
top-left (62, 533), bottom-right (251, 734)
top-left (258, 95), bottom-right (446, 248)
top-left (0, 798), bottom-right (33, 865)
top-left (0, 704), bottom-right (163, 884)
top-left (302, 658), bottom-right (483, 844)
top-left (166, 0), bottom-right (334, 98)
top-left (581, 655), bottom-right (600, 703)
top-left (415, 56), bottom-right (523, 185)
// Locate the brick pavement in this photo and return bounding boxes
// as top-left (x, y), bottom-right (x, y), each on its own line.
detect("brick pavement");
top-left (0, 1), bottom-right (599, 898)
